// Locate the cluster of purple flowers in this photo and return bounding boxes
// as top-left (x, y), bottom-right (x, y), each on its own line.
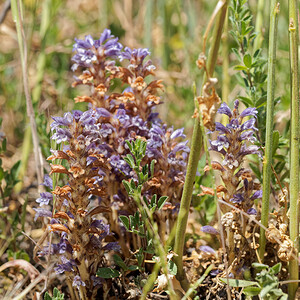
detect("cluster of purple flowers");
top-left (201, 100), bottom-right (262, 274)
top-left (209, 100), bottom-right (262, 214)
top-left (35, 29), bottom-right (188, 298)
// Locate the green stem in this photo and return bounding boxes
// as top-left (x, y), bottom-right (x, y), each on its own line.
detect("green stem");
top-left (141, 263), bottom-right (160, 299)
top-left (222, 9), bottom-right (229, 125)
top-left (258, 0), bottom-right (280, 262)
top-left (173, 0), bottom-right (228, 291)
top-left (288, 0), bottom-right (300, 298)
top-left (134, 193), bottom-right (178, 300)
top-left (253, 0), bottom-right (265, 50)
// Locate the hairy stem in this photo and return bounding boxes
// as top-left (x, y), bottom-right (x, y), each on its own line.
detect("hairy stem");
top-left (173, 0), bottom-right (228, 291)
top-left (288, 0), bottom-right (300, 297)
top-left (258, 0), bottom-right (280, 261)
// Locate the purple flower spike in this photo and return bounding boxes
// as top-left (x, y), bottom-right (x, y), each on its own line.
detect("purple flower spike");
top-left (201, 225), bottom-right (219, 235)
top-left (199, 245), bottom-right (216, 254)
top-left (218, 102), bottom-right (232, 117)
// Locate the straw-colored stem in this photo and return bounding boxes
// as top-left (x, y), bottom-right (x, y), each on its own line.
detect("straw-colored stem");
top-left (288, 0), bottom-right (300, 298)
top-left (258, 0), bottom-right (280, 262)
top-left (173, 0), bottom-right (228, 291)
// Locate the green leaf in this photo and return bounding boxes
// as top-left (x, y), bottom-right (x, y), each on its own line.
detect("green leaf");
top-left (124, 154), bottom-right (135, 168)
top-left (129, 215), bottom-right (136, 229)
top-left (126, 140), bottom-right (133, 152)
top-left (128, 265), bottom-right (139, 271)
top-left (168, 260), bottom-right (177, 275)
top-left (130, 179), bottom-right (136, 190)
top-left (96, 267), bottom-right (120, 278)
top-left (270, 262), bottom-right (281, 275)
top-left (119, 215), bottom-right (130, 231)
top-left (260, 282), bottom-right (278, 298)
top-left (157, 196), bottom-right (168, 210)
top-left (219, 278), bottom-right (258, 288)
top-left (234, 65), bottom-right (248, 71)
top-left (122, 180), bottom-right (132, 194)
top-left (44, 293), bottom-right (52, 300)
top-left (243, 286), bottom-right (261, 296)
top-left (44, 288), bottom-right (64, 300)
top-left (252, 262), bottom-right (269, 270)
top-left (113, 254), bottom-right (128, 271)
top-left (150, 159), bottom-right (155, 177)
top-left (150, 194), bottom-right (157, 207)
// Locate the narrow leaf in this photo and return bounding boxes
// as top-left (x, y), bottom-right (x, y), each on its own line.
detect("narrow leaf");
top-left (96, 267), bottom-right (120, 278)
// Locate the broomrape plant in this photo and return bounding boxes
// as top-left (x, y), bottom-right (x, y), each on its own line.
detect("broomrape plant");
top-left (34, 29), bottom-right (188, 299)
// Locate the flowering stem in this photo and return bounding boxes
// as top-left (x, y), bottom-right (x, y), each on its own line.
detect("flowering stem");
top-left (288, 0), bottom-right (300, 297)
top-left (173, 0), bottom-right (228, 291)
top-left (258, 0), bottom-right (279, 262)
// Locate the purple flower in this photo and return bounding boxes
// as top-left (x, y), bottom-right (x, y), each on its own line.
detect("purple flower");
top-left (73, 275), bottom-right (86, 288)
top-left (247, 208), bottom-right (257, 215)
top-left (230, 193), bottom-right (244, 204)
top-left (211, 135), bottom-right (230, 151)
top-left (103, 242), bottom-right (121, 252)
top-left (51, 128), bottom-right (72, 144)
top-left (51, 113), bottom-right (73, 129)
top-left (36, 192), bottom-right (53, 206)
top-left (218, 102), bottom-right (232, 117)
top-left (199, 245), bottom-right (216, 254)
top-left (240, 107), bottom-right (258, 118)
top-left (201, 225), bottom-right (219, 235)
top-left (91, 220), bottom-right (110, 239)
top-left (251, 190), bottom-right (262, 200)
top-left (119, 47), bottom-right (150, 62)
top-left (72, 29), bottom-right (122, 69)
top-left (33, 208), bottom-right (52, 221)
top-left (170, 128), bottom-right (186, 139)
top-left (240, 118), bottom-right (257, 131)
top-left (215, 122), bottom-right (230, 134)
top-left (54, 256), bottom-right (75, 274)
top-left (41, 175), bottom-right (53, 190)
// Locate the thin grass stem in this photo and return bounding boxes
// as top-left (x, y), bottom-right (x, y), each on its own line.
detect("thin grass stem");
top-left (288, 0), bottom-right (300, 297)
top-left (258, 0), bottom-right (280, 262)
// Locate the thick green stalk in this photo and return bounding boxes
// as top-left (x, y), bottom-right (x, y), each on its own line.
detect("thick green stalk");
top-left (288, 0), bottom-right (299, 297)
top-left (173, 0), bottom-right (228, 291)
top-left (258, 0), bottom-right (280, 262)
top-left (253, 0), bottom-right (265, 50)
